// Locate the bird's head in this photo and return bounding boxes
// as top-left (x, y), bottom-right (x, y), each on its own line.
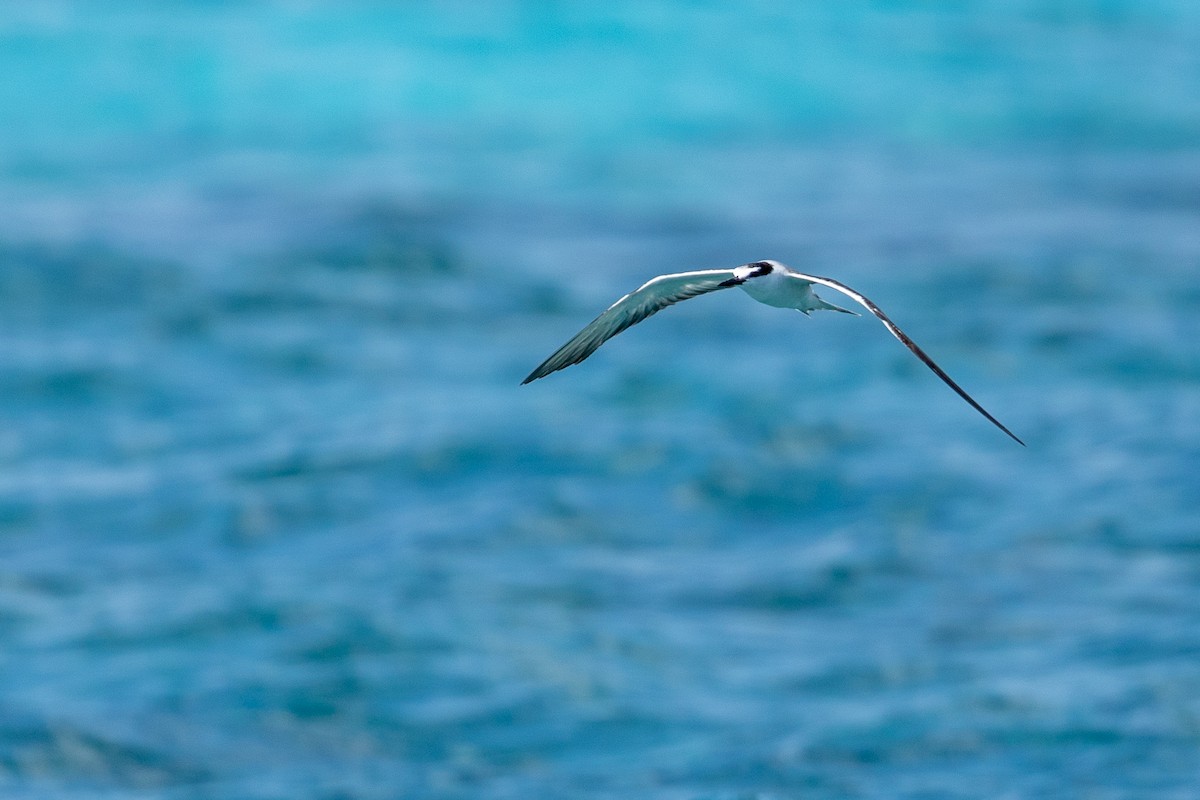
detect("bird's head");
top-left (746, 260), bottom-right (779, 277)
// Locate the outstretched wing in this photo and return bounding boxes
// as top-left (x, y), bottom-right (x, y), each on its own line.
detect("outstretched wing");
top-left (785, 271), bottom-right (1025, 446)
top-left (522, 269), bottom-right (741, 384)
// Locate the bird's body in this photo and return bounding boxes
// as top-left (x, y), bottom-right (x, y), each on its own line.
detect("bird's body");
top-left (523, 260), bottom-right (1024, 445)
top-left (736, 264), bottom-right (855, 313)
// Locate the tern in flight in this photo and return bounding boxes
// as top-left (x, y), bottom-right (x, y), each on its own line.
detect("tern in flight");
top-left (522, 260), bottom-right (1024, 445)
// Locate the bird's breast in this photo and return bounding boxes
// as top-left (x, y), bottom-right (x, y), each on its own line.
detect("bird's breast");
top-left (740, 275), bottom-right (816, 310)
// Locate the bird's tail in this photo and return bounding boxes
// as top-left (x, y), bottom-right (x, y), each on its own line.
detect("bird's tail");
top-left (812, 296), bottom-right (859, 315)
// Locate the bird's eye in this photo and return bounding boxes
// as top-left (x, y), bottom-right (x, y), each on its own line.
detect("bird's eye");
top-left (751, 261), bottom-right (773, 276)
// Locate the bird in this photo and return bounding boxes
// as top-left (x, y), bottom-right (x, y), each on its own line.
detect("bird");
top-left (522, 260), bottom-right (1024, 445)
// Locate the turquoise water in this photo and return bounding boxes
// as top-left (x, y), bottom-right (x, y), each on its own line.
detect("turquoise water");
top-left (2, 3), bottom-right (1199, 798)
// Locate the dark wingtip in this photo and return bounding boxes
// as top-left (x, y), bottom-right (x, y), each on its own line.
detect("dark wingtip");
top-left (977, 413), bottom-right (1026, 447)
top-left (521, 366), bottom-right (552, 384)
top-left (991, 419), bottom-right (1026, 447)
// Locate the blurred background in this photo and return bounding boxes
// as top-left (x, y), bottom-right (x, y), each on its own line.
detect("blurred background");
top-left (1, 2), bottom-right (1198, 798)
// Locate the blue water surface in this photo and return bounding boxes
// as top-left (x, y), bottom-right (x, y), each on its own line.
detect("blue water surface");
top-left (1, 3), bottom-right (1199, 798)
